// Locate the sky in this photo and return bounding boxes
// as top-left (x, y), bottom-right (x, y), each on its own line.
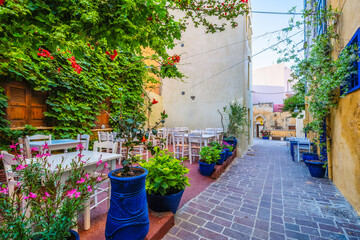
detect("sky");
top-left (251, 0), bottom-right (305, 70)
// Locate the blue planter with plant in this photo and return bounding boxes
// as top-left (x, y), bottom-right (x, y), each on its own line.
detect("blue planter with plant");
top-left (302, 152), bottom-right (319, 161)
top-left (140, 148), bottom-right (190, 214)
top-left (147, 189), bottom-right (185, 214)
top-left (105, 167), bottom-right (149, 240)
top-left (262, 136), bottom-right (269, 140)
top-left (199, 146), bottom-right (220, 176)
top-left (217, 150), bottom-right (226, 165)
top-left (304, 160), bottom-right (326, 178)
top-left (223, 137), bottom-right (237, 148)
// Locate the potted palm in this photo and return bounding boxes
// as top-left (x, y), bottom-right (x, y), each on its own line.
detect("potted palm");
top-left (0, 143), bottom-right (103, 239)
top-left (140, 148), bottom-right (190, 214)
top-left (198, 146), bottom-right (221, 176)
top-left (105, 97), bottom-right (167, 240)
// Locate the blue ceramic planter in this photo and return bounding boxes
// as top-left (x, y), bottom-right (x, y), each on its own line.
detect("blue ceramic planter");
top-left (262, 136), bottom-right (269, 140)
top-left (105, 167), bottom-right (149, 240)
top-left (304, 160), bottom-right (326, 178)
top-left (223, 148), bottom-right (230, 160)
top-left (147, 189), bottom-right (184, 214)
top-left (223, 137), bottom-right (237, 147)
top-left (69, 230), bottom-right (80, 240)
top-left (199, 161), bottom-right (215, 176)
top-left (302, 152), bottom-right (319, 161)
top-left (217, 151), bottom-right (226, 165)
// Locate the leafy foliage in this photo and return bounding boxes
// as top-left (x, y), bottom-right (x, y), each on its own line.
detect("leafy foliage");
top-left (199, 146), bottom-right (221, 164)
top-left (223, 101), bottom-right (249, 137)
top-left (0, 0), bottom-right (249, 141)
top-left (0, 143), bottom-right (105, 239)
top-left (276, 5), bottom-right (359, 137)
top-left (140, 147), bottom-right (190, 196)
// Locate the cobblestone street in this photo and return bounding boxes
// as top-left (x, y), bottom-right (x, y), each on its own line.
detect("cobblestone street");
top-left (165, 139), bottom-right (360, 240)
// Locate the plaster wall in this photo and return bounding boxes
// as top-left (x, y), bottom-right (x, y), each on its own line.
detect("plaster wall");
top-left (327, 0), bottom-right (360, 214)
top-left (162, 13), bottom-right (253, 156)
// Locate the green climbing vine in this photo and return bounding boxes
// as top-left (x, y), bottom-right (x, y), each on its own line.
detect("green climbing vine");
top-left (0, 0), bottom-right (249, 144)
top-left (276, 4), bottom-right (359, 137)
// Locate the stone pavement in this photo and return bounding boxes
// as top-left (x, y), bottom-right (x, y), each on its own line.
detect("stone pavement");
top-left (164, 139), bottom-right (360, 240)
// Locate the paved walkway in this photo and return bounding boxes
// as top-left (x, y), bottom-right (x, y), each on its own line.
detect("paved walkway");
top-left (164, 139), bottom-right (360, 240)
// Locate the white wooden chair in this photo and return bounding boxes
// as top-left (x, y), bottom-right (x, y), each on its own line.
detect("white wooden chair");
top-left (188, 132), bottom-right (203, 164)
top-left (172, 132), bottom-right (189, 159)
top-left (1, 151), bottom-right (19, 196)
top-left (18, 137), bottom-right (31, 158)
top-left (77, 134), bottom-right (90, 151)
top-left (27, 134), bottom-right (52, 142)
top-left (97, 131), bottom-right (110, 142)
top-left (83, 141), bottom-right (118, 230)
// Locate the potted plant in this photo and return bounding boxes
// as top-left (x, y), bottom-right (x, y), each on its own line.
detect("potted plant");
top-left (0, 143), bottom-right (103, 239)
top-left (105, 96), bottom-right (167, 240)
top-left (304, 159), bottom-right (327, 178)
top-left (221, 141), bottom-right (234, 160)
top-left (218, 101), bottom-right (249, 148)
top-left (261, 130), bottom-right (271, 140)
top-left (209, 141), bottom-right (226, 165)
top-left (140, 147), bottom-right (190, 214)
top-left (198, 146), bottom-right (221, 176)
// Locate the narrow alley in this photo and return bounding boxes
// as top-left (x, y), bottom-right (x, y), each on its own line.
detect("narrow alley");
top-left (165, 139), bottom-right (360, 240)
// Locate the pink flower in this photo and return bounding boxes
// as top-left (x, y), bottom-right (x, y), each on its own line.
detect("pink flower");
top-left (97, 176), bottom-right (102, 182)
top-left (75, 191), bottom-right (81, 198)
top-left (30, 147), bottom-right (38, 152)
top-left (96, 159), bottom-right (103, 167)
top-left (77, 153), bottom-right (84, 158)
top-left (76, 178), bottom-right (85, 184)
top-left (36, 154), bottom-right (43, 158)
top-left (24, 192), bottom-right (37, 200)
top-left (0, 187), bottom-right (8, 195)
top-left (43, 153), bottom-right (51, 157)
top-left (16, 182), bottom-right (21, 187)
top-left (104, 162), bottom-right (109, 168)
top-left (0, 154), bottom-right (3, 159)
top-left (16, 165), bottom-right (28, 171)
top-left (42, 192), bottom-right (50, 200)
top-left (81, 160), bottom-right (86, 164)
top-left (87, 186), bottom-right (92, 192)
top-left (85, 173), bottom-right (90, 179)
top-left (66, 189), bottom-right (81, 198)
top-left (76, 144), bottom-right (84, 150)
top-left (42, 142), bottom-right (49, 150)
top-left (9, 144), bottom-right (17, 149)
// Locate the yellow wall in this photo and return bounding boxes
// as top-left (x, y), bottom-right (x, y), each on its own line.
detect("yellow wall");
top-left (328, 0), bottom-right (360, 214)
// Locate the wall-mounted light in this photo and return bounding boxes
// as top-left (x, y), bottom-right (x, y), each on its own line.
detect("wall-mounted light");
top-left (190, 96), bottom-right (195, 101)
top-left (181, 91), bottom-right (185, 95)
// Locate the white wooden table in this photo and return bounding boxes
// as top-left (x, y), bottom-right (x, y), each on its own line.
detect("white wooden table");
top-left (184, 133), bottom-right (216, 146)
top-left (28, 150), bottom-right (122, 231)
top-left (29, 139), bottom-right (85, 153)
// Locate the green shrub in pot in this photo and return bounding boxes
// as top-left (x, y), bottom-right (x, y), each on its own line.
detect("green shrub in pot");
top-left (140, 148), bottom-right (190, 213)
top-left (199, 146), bottom-right (221, 164)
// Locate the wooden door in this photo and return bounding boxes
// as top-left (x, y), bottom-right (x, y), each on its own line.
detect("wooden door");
top-left (5, 81), bottom-right (47, 128)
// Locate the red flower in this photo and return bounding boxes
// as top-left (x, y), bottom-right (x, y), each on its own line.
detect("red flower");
top-left (241, 0), bottom-right (248, 3)
top-left (152, 99), bottom-right (158, 105)
top-left (0, 0), bottom-right (4, 6)
top-left (105, 51), bottom-right (110, 56)
top-left (110, 49), bottom-right (118, 60)
top-left (141, 136), bottom-right (147, 142)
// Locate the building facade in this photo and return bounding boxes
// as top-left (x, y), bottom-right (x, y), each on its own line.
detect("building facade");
top-left (305, 0), bottom-right (360, 214)
top-left (160, 8), bottom-right (254, 156)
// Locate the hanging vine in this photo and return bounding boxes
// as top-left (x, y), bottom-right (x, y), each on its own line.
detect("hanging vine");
top-left (276, 5), bottom-right (359, 137)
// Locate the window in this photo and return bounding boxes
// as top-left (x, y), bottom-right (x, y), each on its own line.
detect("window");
top-left (343, 28), bottom-right (360, 95)
top-left (315, 0), bottom-right (327, 35)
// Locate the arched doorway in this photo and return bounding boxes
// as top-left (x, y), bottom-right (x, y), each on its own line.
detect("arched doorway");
top-left (254, 115), bottom-right (265, 138)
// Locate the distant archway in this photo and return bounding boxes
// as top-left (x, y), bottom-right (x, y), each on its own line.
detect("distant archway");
top-left (254, 115), bottom-right (265, 138)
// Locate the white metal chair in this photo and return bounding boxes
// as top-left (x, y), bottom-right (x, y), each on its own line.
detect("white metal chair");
top-left (77, 134), bottom-right (90, 151)
top-left (83, 141), bottom-right (118, 230)
top-left (188, 132), bottom-right (203, 164)
top-left (172, 132), bottom-right (189, 159)
top-left (295, 139), bottom-right (311, 162)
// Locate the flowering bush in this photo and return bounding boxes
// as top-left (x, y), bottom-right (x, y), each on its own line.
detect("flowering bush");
top-left (0, 142), bottom-right (107, 239)
top-left (261, 130), bottom-right (271, 138)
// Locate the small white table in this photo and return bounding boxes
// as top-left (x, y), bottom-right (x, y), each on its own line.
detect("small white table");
top-left (29, 139), bottom-right (85, 153)
top-left (28, 150), bottom-right (122, 231)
